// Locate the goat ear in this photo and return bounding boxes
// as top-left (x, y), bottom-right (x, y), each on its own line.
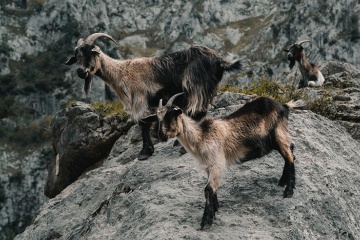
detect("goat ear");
top-left (284, 49), bottom-right (289, 52)
top-left (91, 46), bottom-right (101, 54)
top-left (141, 114), bottom-right (158, 123)
top-left (64, 56), bottom-right (77, 65)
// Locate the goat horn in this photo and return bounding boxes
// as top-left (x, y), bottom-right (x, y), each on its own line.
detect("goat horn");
top-left (159, 99), bottom-right (163, 108)
top-left (166, 92), bottom-right (184, 107)
top-left (84, 33), bottom-right (118, 45)
top-left (76, 38), bottom-right (85, 47)
top-left (296, 40), bottom-right (311, 46)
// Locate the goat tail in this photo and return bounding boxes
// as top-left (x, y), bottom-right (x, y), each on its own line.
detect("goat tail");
top-left (221, 60), bottom-right (242, 72)
top-left (285, 99), bottom-right (307, 109)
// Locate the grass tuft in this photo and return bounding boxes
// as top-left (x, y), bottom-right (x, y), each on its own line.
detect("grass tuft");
top-left (219, 74), bottom-right (337, 120)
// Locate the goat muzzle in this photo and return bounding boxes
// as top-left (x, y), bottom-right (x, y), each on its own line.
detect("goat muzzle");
top-left (287, 52), bottom-right (293, 60)
top-left (77, 68), bottom-right (88, 79)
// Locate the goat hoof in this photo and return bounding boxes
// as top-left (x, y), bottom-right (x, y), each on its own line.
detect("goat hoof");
top-left (138, 153), bottom-right (151, 160)
top-left (283, 188), bottom-right (294, 198)
top-left (138, 147), bottom-right (154, 160)
top-left (200, 214), bottom-right (214, 230)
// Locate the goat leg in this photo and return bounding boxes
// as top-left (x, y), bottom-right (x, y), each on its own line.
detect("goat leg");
top-left (201, 184), bottom-right (216, 229)
top-left (283, 162), bottom-right (295, 198)
top-left (138, 121), bottom-right (154, 160)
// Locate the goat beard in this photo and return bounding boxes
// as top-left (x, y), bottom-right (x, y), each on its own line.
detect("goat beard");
top-left (288, 60), bottom-right (295, 70)
top-left (83, 76), bottom-right (93, 96)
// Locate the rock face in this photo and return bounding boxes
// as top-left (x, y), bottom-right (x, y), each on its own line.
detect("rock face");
top-left (309, 61), bottom-right (360, 141)
top-left (0, 147), bottom-right (49, 240)
top-left (2, 1), bottom-right (360, 238)
top-left (2, 0), bottom-right (360, 114)
top-left (45, 102), bottom-right (134, 198)
top-left (15, 92), bottom-right (360, 239)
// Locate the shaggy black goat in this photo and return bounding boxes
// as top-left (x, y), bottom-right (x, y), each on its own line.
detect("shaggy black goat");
top-left (65, 33), bottom-right (241, 160)
top-left (284, 40), bottom-right (325, 88)
top-left (143, 93), bottom-right (305, 229)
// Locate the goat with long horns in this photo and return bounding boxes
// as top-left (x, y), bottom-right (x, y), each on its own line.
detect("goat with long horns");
top-left (65, 33), bottom-right (242, 160)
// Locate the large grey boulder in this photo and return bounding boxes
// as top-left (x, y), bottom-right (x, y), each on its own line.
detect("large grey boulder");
top-left (321, 61), bottom-right (360, 88)
top-left (45, 102), bottom-right (134, 198)
top-left (15, 92), bottom-right (360, 239)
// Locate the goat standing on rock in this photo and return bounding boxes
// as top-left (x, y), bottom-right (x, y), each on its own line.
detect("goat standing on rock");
top-left (143, 93), bottom-right (305, 229)
top-left (65, 33), bottom-right (241, 160)
top-left (285, 40), bottom-right (325, 88)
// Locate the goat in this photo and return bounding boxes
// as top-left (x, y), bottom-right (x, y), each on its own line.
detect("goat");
top-left (65, 33), bottom-right (242, 160)
top-left (284, 40), bottom-right (325, 88)
top-left (142, 92), bottom-right (305, 229)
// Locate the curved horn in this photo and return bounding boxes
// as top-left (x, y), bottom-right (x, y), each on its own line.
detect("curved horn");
top-left (296, 40), bottom-right (311, 46)
top-left (166, 92), bottom-right (184, 107)
top-left (84, 33), bottom-right (118, 45)
top-left (76, 38), bottom-right (85, 47)
top-left (159, 99), bottom-right (163, 108)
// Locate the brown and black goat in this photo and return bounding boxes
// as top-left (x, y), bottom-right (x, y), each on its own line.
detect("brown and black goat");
top-left (65, 33), bottom-right (241, 160)
top-left (284, 40), bottom-right (325, 88)
top-left (143, 93), bottom-right (305, 229)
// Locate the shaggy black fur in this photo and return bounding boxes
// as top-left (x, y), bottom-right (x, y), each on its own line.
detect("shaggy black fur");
top-left (150, 46), bottom-right (241, 115)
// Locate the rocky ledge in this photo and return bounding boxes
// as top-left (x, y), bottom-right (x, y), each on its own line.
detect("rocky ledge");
top-left (15, 92), bottom-right (360, 239)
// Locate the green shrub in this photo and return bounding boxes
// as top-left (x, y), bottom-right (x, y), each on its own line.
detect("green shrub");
top-left (90, 101), bottom-right (128, 119)
top-left (219, 75), bottom-right (337, 120)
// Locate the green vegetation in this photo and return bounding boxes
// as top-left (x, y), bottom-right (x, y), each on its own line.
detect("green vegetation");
top-left (0, 115), bottom-right (52, 147)
top-left (0, 17), bottom-right (81, 149)
top-left (90, 101), bottom-right (128, 119)
top-left (64, 99), bottom-right (128, 119)
top-left (219, 74), bottom-right (337, 120)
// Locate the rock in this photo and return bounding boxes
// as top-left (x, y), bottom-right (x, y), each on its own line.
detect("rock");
top-left (321, 61), bottom-right (360, 79)
top-left (44, 102), bottom-right (134, 198)
top-left (2, 1), bottom-right (360, 238)
top-left (15, 93), bottom-right (360, 240)
top-left (0, 146), bottom-right (49, 240)
top-left (333, 95), bottom-right (351, 102)
top-left (321, 61), bottom-right (360, 88)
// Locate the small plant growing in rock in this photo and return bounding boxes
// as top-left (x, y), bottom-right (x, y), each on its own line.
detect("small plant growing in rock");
top-left (220, 74), bottom-right (337, 120)
top-left (90, 101), bottom-right (128, 119)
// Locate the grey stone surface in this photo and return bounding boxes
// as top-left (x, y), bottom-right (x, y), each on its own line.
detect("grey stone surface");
top-left (45, 101), bottom-right (134, 198)
top-left (14, 92), bottom-right (360, 240)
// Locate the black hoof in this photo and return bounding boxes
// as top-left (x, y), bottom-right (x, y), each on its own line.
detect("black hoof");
top-left (200, 213), bottom-right (214, 230)
top-left (138, 153), bottom-right (152, 160)
top-left (283, 186), bottom-right (294, 198)
top-left (138, 146), bottom-right (154, 160)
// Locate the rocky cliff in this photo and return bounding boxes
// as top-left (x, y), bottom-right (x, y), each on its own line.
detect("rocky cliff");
top-left (0, 146), bottom-right (49, 239)
top-left (15, 92), bottom-right (360, 239)
top-left (2, 0), bottom-right (360, 239)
